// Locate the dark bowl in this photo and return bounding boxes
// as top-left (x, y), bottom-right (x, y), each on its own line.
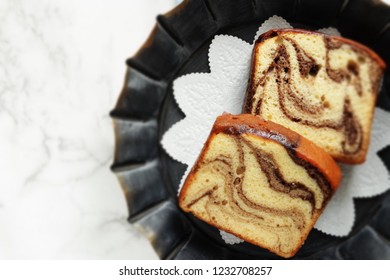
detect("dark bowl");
top-left (110, 0), bottom-right (390, 259)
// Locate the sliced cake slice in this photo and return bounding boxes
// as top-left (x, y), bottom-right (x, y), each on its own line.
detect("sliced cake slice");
top-left (179, 114), bottom-right (341, 258)
top-left (244, 29), bottom-right (386, 163)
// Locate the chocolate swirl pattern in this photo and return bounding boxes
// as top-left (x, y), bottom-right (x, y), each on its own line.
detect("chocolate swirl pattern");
top-left (244, 29), bottom-right (385, 163)
top-left (179, 114), bottom-right (340, 258)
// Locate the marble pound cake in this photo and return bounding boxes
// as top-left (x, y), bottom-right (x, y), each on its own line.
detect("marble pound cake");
top-left (179, 114), bottom-right (341, 258)
top-left (244, 29), bottom-right (386, 163)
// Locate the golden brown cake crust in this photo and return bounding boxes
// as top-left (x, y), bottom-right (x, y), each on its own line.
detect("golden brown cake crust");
top-left (253, 29), bottom-right (386, 69)
top-left (213, 114), bottom-right (341, 189)
top-left (244, 29), bottom-right (386, 164)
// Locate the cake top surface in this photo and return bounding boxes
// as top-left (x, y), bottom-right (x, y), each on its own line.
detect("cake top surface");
top-left (214, 114), bottom-right (342, 190)
top-left (255, 28), bottom-right (386, 70)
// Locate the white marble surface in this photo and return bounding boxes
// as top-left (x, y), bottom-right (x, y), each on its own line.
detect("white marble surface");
top-left (0, 0), bottom-right (175, 259)
top-left (0, 0), bottom-right (389, 260)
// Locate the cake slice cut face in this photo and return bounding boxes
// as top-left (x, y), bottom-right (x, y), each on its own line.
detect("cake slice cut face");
top-left (244, 29), bottom-right (386, 163)
top-left (179, 114), bottom-right (341, 258)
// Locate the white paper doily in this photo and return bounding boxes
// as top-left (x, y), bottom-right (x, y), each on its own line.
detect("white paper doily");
top-left (161, 16), bottom-right (390, 238)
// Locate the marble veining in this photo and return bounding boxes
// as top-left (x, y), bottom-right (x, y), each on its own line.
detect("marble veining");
top-left (0, 0), bottom-right (174, 259)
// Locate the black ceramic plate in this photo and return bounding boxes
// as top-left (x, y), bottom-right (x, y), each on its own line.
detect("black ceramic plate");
top-left (110, 0), bottom-right (390, 259)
